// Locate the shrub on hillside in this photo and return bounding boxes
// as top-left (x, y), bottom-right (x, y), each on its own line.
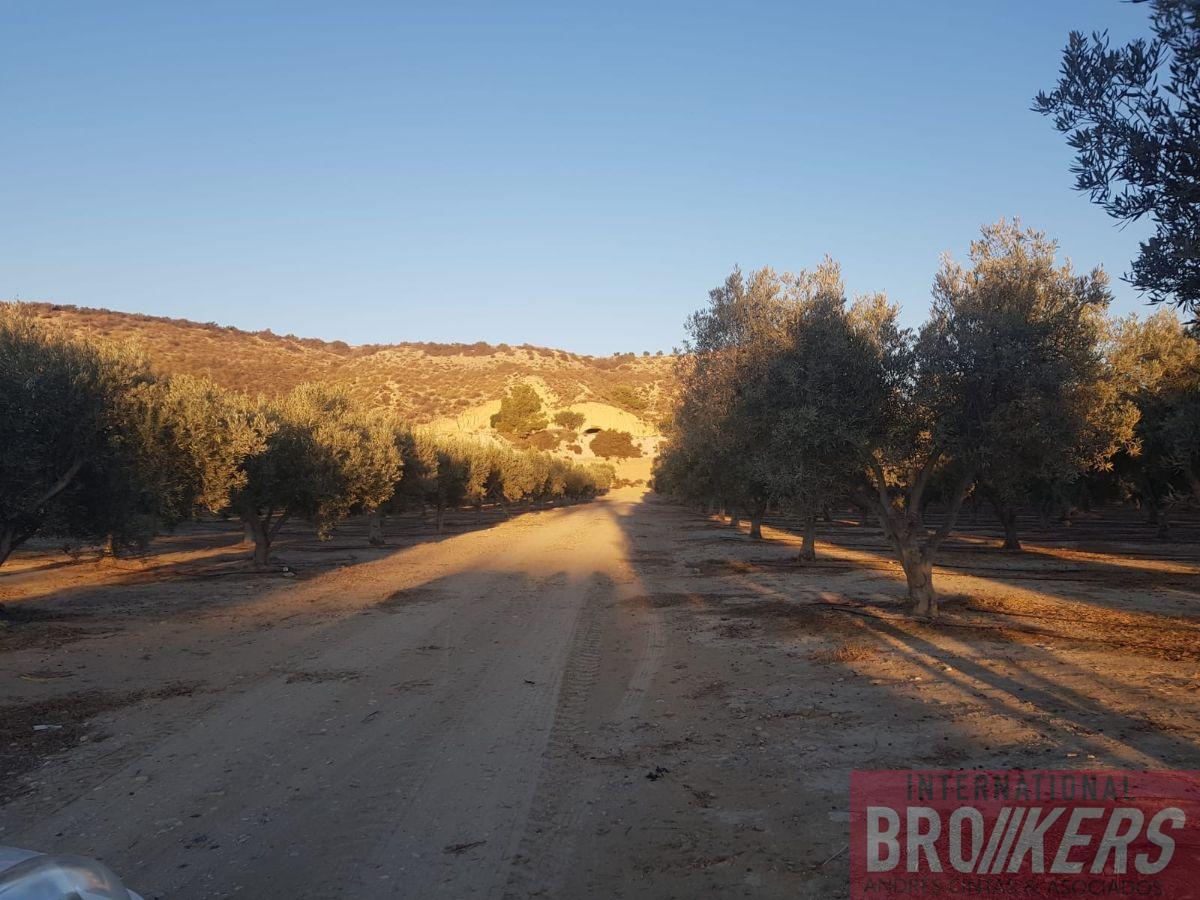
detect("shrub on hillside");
top-left (590, 429), bottom-right (642, 459)
top-left (553, 410), bottom-right (585, 430)
top-left (490, 383), bottom-right (548, 437)
top-left (527, 429), bottom-right (561, 451)
top-left (608, 384), bottom-right (648, 413)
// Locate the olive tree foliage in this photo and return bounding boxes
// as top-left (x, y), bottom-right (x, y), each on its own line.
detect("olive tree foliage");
top-left (135, 374), bottom-right (272, 521)
top-left (232, 384), bottom-right (401, 567)
top-left (661, 267), bottom-right (796, 536)
top-left (657, 222), bottom-right (1135, 619)
top-left (1034, 0), bottom-right (1200, 314)
top-left (365, 427), bottom-right (615, 543)
top-left (1109, 309), bottom-right (1200, 532)
top-left (874, 221), bottom-right (1128, 614)
top-left (947, 228), bottom-right (1140, 551)
top-left (655, 261), bottom-right (879, 548)
top-left (0, 306), bottom-right (165, 565)
top-left (757, 265), bottom-right (887, 558)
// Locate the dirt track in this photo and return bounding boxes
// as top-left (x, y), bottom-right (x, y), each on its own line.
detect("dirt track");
top-left (2, 489), bottom-right (1199, 898)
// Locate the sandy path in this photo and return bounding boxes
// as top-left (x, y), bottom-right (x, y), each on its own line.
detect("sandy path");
top-left (4, 491), bottom-right (1198, 899)
top-left (2, 490), bottom-right (663, 899)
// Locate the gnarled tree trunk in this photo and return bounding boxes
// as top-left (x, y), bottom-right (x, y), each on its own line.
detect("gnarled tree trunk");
top-left (902, 547), bottom-right (937, 619)
top-left (0, 525), bottom-right (17, 569)
top-left (749, 502), bottom-right (766, 540)
top-left (1187, 470), bottom-right (1200, 506)
top-left (1156, 505), bottom-right (1172, 540)
top-left (435, 502), bottom-right (446, 534)
top-left (239, 503), bottom-right (281, 570)
top-left (867, 464), bottom-right (975, 622)
top-left (996, 505), bottom-right (1021, 551)
top-left (245, 516), bottom-right (271, 569)
top-left (799, 513), bottom-right (817, 561)
top-left (368, 510), bottom-right (386, 546)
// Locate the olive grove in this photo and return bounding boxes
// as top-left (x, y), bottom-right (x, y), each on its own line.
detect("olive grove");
top-left (654, 221), bottom-right (1162, 619)
top-left (1, 305), bottom-right (614, 570)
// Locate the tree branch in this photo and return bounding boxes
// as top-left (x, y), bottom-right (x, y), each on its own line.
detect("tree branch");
top-left (269, 511), bottom-right (291, 539)
top-left (925, 469), bottom-right (975, 554)
top-left (27, 456), bottom-right (84, 513)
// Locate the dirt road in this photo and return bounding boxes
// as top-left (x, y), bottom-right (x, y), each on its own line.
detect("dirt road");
top-left (2, 490), bottom-right (673, 898)
top-left (3, 489), bottom-right (1198, 898)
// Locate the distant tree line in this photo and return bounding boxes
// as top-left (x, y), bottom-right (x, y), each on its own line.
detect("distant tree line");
top-left (0, 305), bottom-right (615, 570)
top-left (653, 220), bottom-right (1200, 619)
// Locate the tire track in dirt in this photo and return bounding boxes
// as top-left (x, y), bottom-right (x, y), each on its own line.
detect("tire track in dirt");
top-left (502, 575), bottom-right (664, 899)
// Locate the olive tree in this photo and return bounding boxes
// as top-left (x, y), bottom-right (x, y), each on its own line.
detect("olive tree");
top-left (1109, 309), bottom-right (1200, 533)
top-left (676, 267), bottom-right (795, 534)
top-left (862, 221), bottom-right (1125, 615)
top-left (959, 255), bottom-right (1139, 551)
top-left (136, 374), bottom-right (272, 522)
top-left (365, 425), bottom-right (434, 546)
top-left (232, 384), bottom-right (400, 567)
top-left (430, 440), bottom-right (473, 532)
top-left (660, 223), bottom-right (1131, 619)
top-left (758, 263), bottom-right (878, 559)
top-left (0, 306), bottom-right (161, 565)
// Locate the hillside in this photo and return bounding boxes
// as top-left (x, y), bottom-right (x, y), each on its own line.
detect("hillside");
top-left (20, 302), bottom-right (677, 481)
top-left (21, 303), bottom-right (677, 422)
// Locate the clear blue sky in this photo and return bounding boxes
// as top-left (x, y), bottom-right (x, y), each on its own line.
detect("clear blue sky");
top-left (1, 1), bottom-right (1157, 355)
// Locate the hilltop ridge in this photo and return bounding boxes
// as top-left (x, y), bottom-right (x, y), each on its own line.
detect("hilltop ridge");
top-left (18, 302), bottom-right (678, 427)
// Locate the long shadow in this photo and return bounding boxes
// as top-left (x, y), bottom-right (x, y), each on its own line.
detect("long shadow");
top-left (0, 499), bottom-right (595, 646)
top-left (653, 498), bottom-right (1200, 768)
top-left (755, 505), bottom-right (1200, 575)
top-left (720, 510), bottom-right (1200, 624)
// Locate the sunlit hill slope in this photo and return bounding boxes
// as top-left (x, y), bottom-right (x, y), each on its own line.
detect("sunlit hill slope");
top-left (22, 303), bottom-right (678, 480)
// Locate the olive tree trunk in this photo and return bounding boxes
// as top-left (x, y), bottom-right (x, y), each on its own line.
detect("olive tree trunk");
top-left (996, 505), bottom-right (1021, 551)
top-left (900, 545), bottom-right (937, 618)
top-left (1156, 505), bottom-right (1172, 540)
top-left (368, 510), bottom-right (386, 547)
top-left (865, 463), bottom-right (975, 621)
top-left (1187, 470), bottom-right (1200, 506)
top-left (748, 501), bottom-right (766, 540)
top-left (246, 515), bottom-right (272, 569)
top-left (0, 525), bottom-right (17, 569)
top-left (239, 504), bottom-right (288, 570)
top-left (799, 513), bottom-right (817, 561)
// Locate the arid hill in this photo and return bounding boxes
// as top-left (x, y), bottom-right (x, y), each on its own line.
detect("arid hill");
top-left (19, 303), bottom-right (678, 426)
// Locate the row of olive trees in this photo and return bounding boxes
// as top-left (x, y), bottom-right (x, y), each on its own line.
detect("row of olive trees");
top-left (653, 221), bottom-right (1200, 619)
top-left (364, 430), bottom-right (615, 544)
top-left (0, 305), bottom-right (614, 570)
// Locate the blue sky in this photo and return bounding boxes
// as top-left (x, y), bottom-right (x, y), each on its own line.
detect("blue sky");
top-left (1, 1), bottom-right (1157, 354)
